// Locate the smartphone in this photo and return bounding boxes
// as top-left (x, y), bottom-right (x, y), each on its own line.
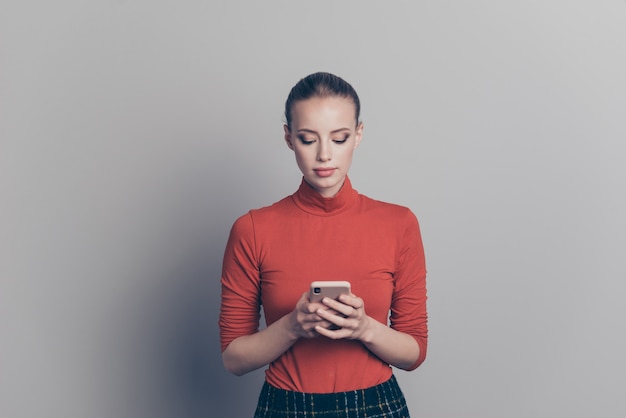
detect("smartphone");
top-left (309, 281), bottom-right (351, 303)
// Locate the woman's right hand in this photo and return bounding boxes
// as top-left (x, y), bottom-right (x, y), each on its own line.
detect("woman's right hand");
top-left (289, 292), bottom-right (336, 339)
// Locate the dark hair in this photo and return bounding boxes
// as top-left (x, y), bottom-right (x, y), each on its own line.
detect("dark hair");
top-left (284, 72), bottom-right (361, 129)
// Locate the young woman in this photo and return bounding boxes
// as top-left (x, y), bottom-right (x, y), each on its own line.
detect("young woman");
top-left (219, 72), bottom-right (428, 417)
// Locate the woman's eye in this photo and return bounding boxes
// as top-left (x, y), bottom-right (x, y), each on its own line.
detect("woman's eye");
top-left (333, 136), bottom-right (349, 144)
top-left (297, 135), bottom-right (315, 145)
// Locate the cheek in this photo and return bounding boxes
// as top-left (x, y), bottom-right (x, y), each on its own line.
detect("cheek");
top-left (338, 147), bottom-right (355, 163)
top-left (293, 148), bottom-right (312, 169)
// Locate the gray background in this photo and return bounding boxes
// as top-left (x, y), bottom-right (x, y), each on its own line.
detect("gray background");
top-left (2, 1), bottom-right (625, 417)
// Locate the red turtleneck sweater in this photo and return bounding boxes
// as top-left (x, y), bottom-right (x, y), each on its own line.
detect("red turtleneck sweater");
top-left (219, 177), bottom-right (427, 393)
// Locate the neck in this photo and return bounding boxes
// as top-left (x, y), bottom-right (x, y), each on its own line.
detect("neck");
top-left (305, 178), bottom-right (346, 198)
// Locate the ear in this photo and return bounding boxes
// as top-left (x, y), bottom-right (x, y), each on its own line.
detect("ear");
top-left (353, 122), bottom-right (364, 150)
top-left (284, 124), bottom-right (294, 150)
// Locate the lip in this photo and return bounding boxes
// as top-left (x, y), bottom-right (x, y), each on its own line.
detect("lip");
top-left (313, 168), bottom-right (336, 177)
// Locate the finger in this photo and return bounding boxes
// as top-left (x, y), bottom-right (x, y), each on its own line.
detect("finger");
top-left (300, 302), bottom-right (324, 314)
top-left (301, 309), bottom-right (336, 325)
top-left (299, 292), bottom-right (328, 312)
top-left (322, 298), bottom-right (359, 319)
top-left (337, 293), bottom-right (363, 310)
top-left (316, 308), bottom-right (349, 329)
top-left (315, 319), bottom-right (337, 330)
top-left (320, 297), bottom-right (352, 316)
top-left (315, 325), bottom-right (349, 340)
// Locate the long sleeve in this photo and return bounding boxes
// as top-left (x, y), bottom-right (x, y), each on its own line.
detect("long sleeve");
top-left (219, 213), bottom-right (262, 352)
top-left (390, 209), bottom-right (428, 370)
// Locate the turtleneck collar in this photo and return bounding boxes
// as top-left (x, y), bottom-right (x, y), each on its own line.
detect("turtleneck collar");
top-left (291, 176), bottom-right (358, 216)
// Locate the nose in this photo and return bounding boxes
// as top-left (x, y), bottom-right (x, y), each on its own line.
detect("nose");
top-left (317, 141), bottom-right (332, 162)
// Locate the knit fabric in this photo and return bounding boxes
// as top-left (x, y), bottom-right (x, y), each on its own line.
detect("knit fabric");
top-left (220, 177), bottom-right (427, 393)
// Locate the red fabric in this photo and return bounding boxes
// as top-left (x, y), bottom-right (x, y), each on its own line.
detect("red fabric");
top-left (219, 177), bottom-right (428, 393)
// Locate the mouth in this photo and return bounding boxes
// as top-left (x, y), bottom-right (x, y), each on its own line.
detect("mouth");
top-left (313, 168), bottom-right (337, 178)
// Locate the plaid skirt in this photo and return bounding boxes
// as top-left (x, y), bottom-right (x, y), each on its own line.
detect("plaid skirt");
top-left (254, 375), bottom-right (410, 418)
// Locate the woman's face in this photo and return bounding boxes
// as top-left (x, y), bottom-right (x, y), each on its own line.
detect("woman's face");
top-left (284, 96), bottom-right (363, 198)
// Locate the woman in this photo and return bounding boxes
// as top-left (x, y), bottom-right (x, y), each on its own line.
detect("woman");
top-left (219, 72), bottom-right (428, 417)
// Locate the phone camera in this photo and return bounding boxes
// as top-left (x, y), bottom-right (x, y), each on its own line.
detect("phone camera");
top-left (313, 287), bottom-right (321, 294)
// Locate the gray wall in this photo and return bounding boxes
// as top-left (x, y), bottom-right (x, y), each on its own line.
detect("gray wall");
top-left (2, 1), bottom-right (625, 417)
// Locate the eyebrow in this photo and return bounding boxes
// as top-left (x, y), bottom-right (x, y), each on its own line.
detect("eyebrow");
top-left (296, 128), bottom-right (351, 135)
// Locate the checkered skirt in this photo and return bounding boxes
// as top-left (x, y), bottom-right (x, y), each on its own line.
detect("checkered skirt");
top-left (254, 375), bottom-right (410, 417)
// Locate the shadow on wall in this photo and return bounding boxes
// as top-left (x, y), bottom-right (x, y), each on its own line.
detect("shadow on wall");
top-left (123, 247), bottom-right (264, 417)
top-left (108, 140), bottom-right (268, 417)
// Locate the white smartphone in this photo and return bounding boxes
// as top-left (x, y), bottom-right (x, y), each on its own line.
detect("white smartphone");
top-left (309, 281), bottom-right (351, 303)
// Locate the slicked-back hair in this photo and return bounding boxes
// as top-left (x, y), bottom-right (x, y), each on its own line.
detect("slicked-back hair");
top-left (284, 72), bottom-right (360, 130)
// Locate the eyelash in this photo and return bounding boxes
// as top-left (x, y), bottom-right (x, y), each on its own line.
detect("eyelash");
top-left (297, 136), bottom-right (349, 145)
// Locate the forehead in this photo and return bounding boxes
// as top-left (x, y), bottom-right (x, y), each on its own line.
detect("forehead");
top-left (290, 96), bottom-right (357, 129)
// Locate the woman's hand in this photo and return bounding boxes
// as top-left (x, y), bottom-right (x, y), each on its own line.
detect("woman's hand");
top-left (288, 292), bottom-right (339, 339)
top-left (313, 293), bottom-right (372, 342)
top-left (313, 292), bottom-right (420, 369)
top-left (222, 292), bottom-right (342, 375)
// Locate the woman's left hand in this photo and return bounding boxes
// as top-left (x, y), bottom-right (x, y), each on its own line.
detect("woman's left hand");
top-left (314, 293), bottom-right (372, 341)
